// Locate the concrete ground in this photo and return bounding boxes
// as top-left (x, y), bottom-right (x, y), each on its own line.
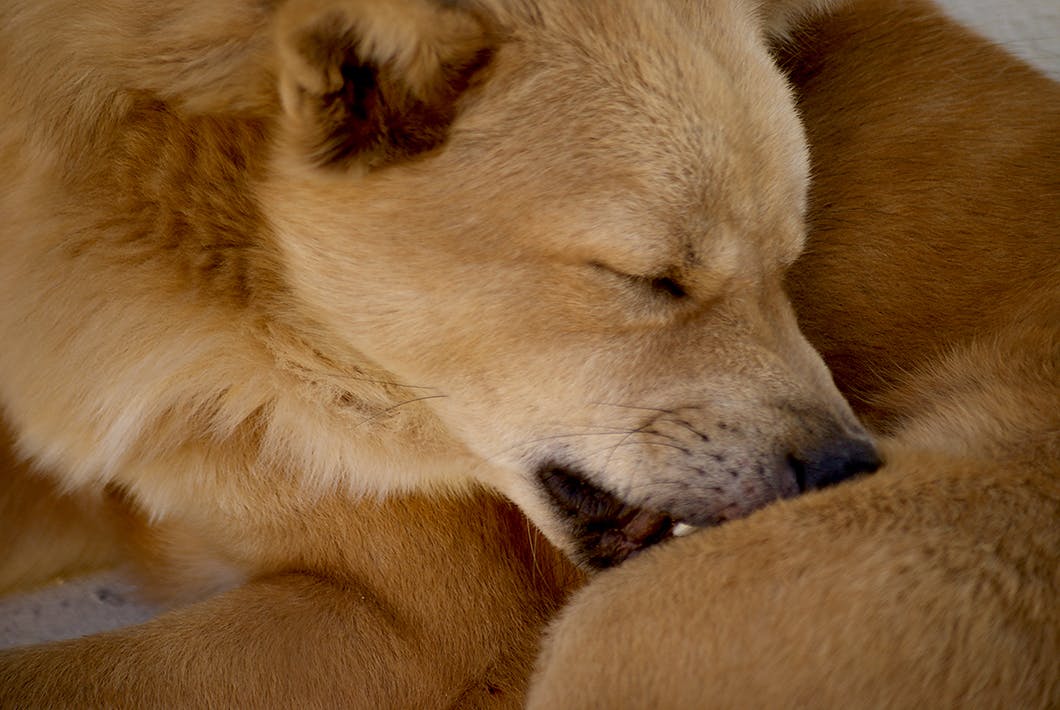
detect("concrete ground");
top-left (1, 0), bottom-right (1056, 652)
top-left (0, 570), bottom-right (160, 650)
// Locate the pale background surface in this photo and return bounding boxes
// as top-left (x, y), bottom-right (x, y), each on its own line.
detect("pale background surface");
top-left (941, 0), bottom-right (1058, 79)
top-left (1, 0), bottom-right (1057, 650)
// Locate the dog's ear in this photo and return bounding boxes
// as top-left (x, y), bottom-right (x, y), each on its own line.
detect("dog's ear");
top-left (275, 0), bottom-right (497, 171)
top-left (755, 0), bottom-right (846, 39)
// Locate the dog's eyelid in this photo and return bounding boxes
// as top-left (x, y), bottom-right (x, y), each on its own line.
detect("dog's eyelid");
top-left (588, 261), bottom-right (689, 300)
top-left (646, 275), bottom-right (688, 299)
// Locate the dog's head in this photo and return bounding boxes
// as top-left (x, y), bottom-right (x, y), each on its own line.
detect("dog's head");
top-left (265, 0), bottom-right (874, 566)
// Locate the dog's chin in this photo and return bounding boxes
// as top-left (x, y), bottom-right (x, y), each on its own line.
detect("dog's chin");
top-left (536, 465), bottom-right (696, 569)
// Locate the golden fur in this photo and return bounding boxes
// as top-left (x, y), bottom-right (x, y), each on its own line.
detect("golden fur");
top-left (0, 0), bottom-right (871, 573)
top-left (1, 0), bottom-right (859, 703)
top-left (529, 0), bottom-right (1060, 706)
top-left (1, 0), bottom-right (1057, 707)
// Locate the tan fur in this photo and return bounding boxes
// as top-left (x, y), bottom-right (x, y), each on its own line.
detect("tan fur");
top-left (529, 0), bottom-right (1060, 706)
top-left (0, 420), bottom-right (124, 595)
top-left (0, 0), bottom-right (867, 572)
top-left (1, 0), bottom-right (1055, 707)
top-left (2, 0), bottom-right (858, 703)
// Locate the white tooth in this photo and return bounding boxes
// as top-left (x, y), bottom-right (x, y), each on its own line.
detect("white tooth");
top-left (672, 523), bottom-right (697, 537)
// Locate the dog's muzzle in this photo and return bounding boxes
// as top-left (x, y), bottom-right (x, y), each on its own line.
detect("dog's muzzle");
top-left (536, 435), bottom-right (880, 569)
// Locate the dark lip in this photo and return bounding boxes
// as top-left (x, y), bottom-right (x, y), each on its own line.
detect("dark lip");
top-left (536, 464), bottom-right (678, 569)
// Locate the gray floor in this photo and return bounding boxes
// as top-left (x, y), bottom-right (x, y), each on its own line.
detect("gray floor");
top-left (0, 571), bottom-right (161, 650)
top-left (0, 0), bottom-right (1056, 653)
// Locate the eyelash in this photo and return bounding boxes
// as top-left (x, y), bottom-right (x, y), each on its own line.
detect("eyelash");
top-left (590, 262), bottom-right (689, 301)
top-left (645, 275), bottom-right (687, 299)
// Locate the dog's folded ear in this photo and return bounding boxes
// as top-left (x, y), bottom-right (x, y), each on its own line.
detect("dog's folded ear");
top-left (276, 0), bottom-right (497, 171)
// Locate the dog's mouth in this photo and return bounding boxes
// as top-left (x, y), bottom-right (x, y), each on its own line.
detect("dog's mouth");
top-left (537, 465), bottom-right (699, 569)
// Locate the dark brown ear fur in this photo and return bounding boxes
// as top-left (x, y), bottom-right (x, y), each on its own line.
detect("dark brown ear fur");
top-left (276, 0), bottom-right (497, 170)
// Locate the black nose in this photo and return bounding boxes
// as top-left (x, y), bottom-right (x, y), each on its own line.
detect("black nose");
top-left (789, 437), bottom-right (881, 492)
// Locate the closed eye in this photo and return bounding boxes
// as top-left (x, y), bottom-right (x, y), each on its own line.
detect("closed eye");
top-left (590, 262), bottom-right (689, 301)
top-left (647, 275), bottom-right (687, 299)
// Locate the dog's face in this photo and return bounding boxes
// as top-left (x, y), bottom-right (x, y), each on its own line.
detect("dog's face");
top-left (267, 0), bottom-right (875, 566)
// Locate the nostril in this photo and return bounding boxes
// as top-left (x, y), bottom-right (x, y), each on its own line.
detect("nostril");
top-left (787, 454), bottom-right (808, 492)
top-left (791, 438), bottom-right (881, 492)
top-left (841, 440), bottom-right (882, 478)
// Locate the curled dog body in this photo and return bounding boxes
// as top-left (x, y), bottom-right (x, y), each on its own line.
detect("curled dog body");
top-left (529, 0), bottom-right (1060, 706)
top-left (1, 0), bottom-right (1054, 707)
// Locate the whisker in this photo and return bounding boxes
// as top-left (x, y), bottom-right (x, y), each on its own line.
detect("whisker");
top-left (353, 394), bottom-right (449, 430)
top-left (611, 440), bottom-right (691, 454)
top-left (479, 428), bottom-right (642, 467)
top-left (653, 417), bottom-right (704, 438)
top-left (600, 421), bottom-right (655, 480)
top-left (591, 401), bottom-right (676, 415)
top-left (525, 516), bottom-right (543, 583)
top-left (346, 376), bottom-right (439, 390)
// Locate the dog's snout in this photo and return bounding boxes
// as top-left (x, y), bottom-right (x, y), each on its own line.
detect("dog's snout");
top-left (789, 437), bottom-right (881, 492)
